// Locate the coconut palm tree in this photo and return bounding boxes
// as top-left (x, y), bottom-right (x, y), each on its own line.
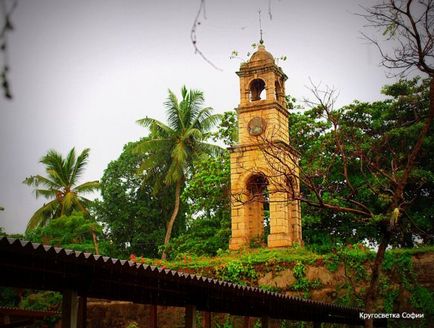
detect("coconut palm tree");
top-left (23, 148), bottom-right (100, 253)
top-left (136, 86), bottom-right (221, 259)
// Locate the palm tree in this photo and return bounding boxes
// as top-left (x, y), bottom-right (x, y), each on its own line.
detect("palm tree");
top-left (136, 86), bottom-right (221, 259)
top-left (23, 148), bottom-right (100, 253)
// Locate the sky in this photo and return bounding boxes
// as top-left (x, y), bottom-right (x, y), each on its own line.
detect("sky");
top-left (0, 0), bottom-right (398, 234)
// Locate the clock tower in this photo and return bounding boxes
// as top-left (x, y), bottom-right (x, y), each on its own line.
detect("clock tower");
top-left (229, 43), bottom-right (302, 250)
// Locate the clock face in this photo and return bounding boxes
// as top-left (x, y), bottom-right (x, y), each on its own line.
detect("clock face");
top-left (248, 117), bottom-right (266, 136)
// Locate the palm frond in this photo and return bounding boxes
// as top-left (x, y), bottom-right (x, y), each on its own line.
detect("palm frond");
top-left (62, 191), bottom-right (76, 215)
top-left (74, 180), bottom-right (100, 194)
top-left (195, 141), bottom-right (224, 156)
top-left (133, 138), bottom-right (173, 156)
top-left (136, 117), bottom-right (173, 137)
top-left (64, 148), bottom-right (77, 184)
top-left (23, 175), bottom-right (59, 190)
top-left (165, 89), bottom-right (183, 130)
top-left (34, 189), bottom-right (57, 199)
top-left (186, 88), bottom-right (205, 122)
top-left (25, 200), bottom-right (59, 232)
top-left (195, 112), bottom-right (222, 132)
top-left (183, 127), bottom-right (204, 140)
top-left (165, 159), bottom-right (184, 185)
top-left (71, 148), bottom-right (90, 185)
top-left (41, 149), bottom-right (69, 186)
top-left (73, 197), bottom-right (89, 215)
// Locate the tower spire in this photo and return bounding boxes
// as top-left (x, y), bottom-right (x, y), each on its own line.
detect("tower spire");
top-left (258, 9), bottom-right (264, 44)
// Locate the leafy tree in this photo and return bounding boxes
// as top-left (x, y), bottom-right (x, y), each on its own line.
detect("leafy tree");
top-left (360, 3), bottom-right (434, 323)
top-left (25, 211), bottom-right (105, 253)
top-left (259, 77), bottom-right (433, 324)
top-left (169, 151), bottom-right (231, 257)
top-left (293, 78), bottom-right (434, 250)
top-left (167, 112), bottom-right (236, 257)
top-left (135, 86), bottom-right (221, 258)
top-left (23, 148), bottom-right (100, 253)
top-left (96, 140), bottom-right (185, 259)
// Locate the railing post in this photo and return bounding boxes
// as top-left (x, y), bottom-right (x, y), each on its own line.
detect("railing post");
top-left (77, 296), bottom-right (87, 328)
top-left (62, 290), bottom-right (78, 328)
top-left (261, 316), bottom-right (269, 328)
top-left (149, 304), bottom-right (157, 328)
top-left (202, 311), bottom-right (211, 328)
top-left (185, 305), bottom-right (196, 328)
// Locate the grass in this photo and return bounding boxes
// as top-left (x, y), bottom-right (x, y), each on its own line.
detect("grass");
top-left (134, 246), bottom-right (324, 271)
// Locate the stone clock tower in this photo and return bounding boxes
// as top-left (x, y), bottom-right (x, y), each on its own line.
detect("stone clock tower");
top-left (229, 43), bottom-right (302, 250)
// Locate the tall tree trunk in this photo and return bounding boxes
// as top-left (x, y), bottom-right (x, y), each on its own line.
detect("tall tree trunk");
top-left (91, 231), bottom-right (99, 255)
top-left (364, 78), bottom-right (434, 328)
top-left (364, 231), bottom-right (390, 328)
top-left (161, 180), bottom-right (182, 260)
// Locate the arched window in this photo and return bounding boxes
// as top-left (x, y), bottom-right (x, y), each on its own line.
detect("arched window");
top-left (249, 79), bottom-right (265, 101)
top-left (246, 173), bottom-right (270, 243)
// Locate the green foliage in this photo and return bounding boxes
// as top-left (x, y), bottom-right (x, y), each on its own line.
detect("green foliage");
top-left (169, 151), bottom-right (231, 258)
top-left (383, 288), bottom-right (399, 312)
top-left (294, 77), bottom-right (434, 247)
top-left (0, 287), bottom-right (20, 307)
top-left (336, 282), bottom-right (365, 308)
top-left (410, 286), bottom-right (434, 316)
top-left (211, 111), bottom-right (238, 147)
top-left (324, 244), bottom-right (374, 275)
top-left (168, 216), bottom-right (230, 258)
top-left (167, 113), bottom-right (233, 258)
top-left (135, 86), bottom-right (221, 257)
top-left (259, 285), bottom-right (282, 293)
top-left (182, 152), bottom-right (230, 221)
top-left (215, 316), bottom-right (234, 328)
top-left (290, 262), bottom-right (321, 297)
top-left (382, 248), bottom-right (434, 318)
top-left (96, 140), bottom-right (183, 259)
top-left (19, 291), bottom-right (61, 311)
top-left (217, 260), bottom-right (257, 285)
top-left (25, 211), bottom-right (101, 251)
top-left (23, 147), bottom-right (99, 233)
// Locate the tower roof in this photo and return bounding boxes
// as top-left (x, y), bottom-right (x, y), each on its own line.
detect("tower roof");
top-left (249, 44), bottom-right (274, 65)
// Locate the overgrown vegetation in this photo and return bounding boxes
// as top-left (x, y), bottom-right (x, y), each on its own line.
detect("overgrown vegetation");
top-left (1, 71), bottom-right (432, 327)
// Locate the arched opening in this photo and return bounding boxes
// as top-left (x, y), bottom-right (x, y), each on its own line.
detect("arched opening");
top-left (285, 175), bottom-right (298, 200)
top-left (246, 174), bottom-right (270, 245)
top-left (249, 79), bottom-right (266, 101)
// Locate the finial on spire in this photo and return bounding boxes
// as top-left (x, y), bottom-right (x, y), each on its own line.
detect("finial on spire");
top-left (258, 9), bottom-right (264, 44)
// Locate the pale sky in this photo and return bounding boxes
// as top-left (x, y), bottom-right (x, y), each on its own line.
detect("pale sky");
top-left (0, 0), bottom-right (395, 234)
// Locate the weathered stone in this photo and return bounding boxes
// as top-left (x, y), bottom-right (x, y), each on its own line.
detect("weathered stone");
top-left (230, 44), bottom-right (302, 250)
top-left (258, 269), bottom-right (296, 289)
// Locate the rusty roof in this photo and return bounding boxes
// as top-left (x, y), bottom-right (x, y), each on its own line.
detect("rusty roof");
top-left (0, 306), bottom-right (60, 318)
top-left (0, 237), bottom-right (385, 326)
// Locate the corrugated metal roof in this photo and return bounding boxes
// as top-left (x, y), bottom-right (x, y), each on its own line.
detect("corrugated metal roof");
top-left (0, 306), bottom-right (60, 318)
top-left (0, 237), bottom-right (385, 326)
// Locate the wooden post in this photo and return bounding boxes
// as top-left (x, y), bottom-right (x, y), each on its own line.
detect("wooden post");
top-left (185, 305), bottom-right (196, 328)
top-left (62, 290), bottom-right (79, 328)
top-left (243, 316), bottom-right (251, 328)
top-left (202, 311), bottom-right (211, 328)
top-left (261, 316), bottom-right (269, 328)
top-left (313, 322), bottom-right (321, 328)
top-left (149, 304), bottom-right (157, 328)
top-left (77, 296), bottom-right (87, 328)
